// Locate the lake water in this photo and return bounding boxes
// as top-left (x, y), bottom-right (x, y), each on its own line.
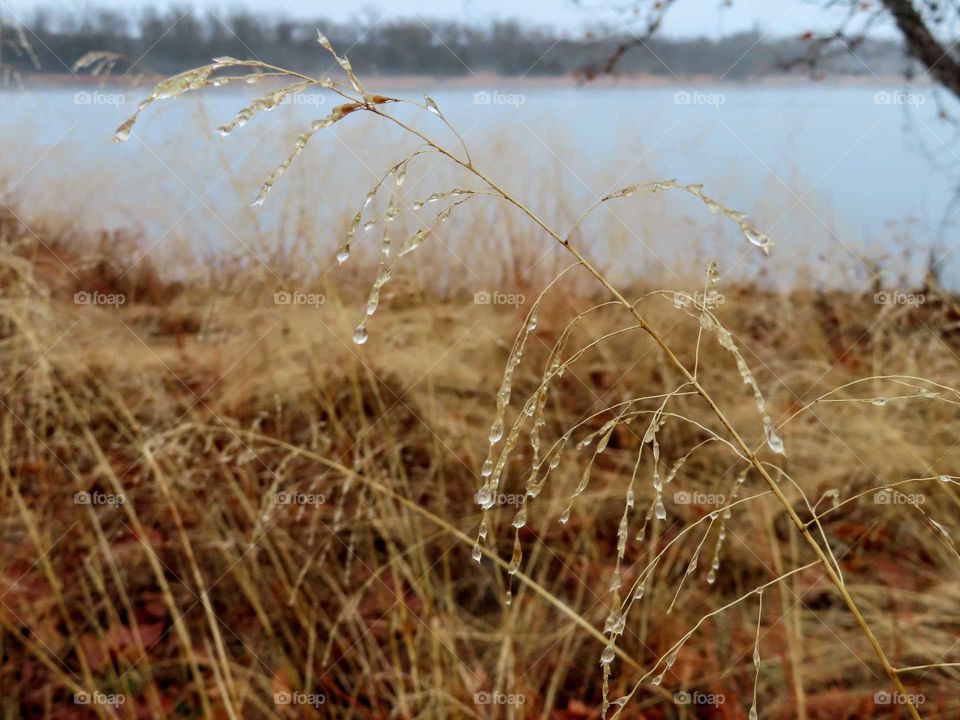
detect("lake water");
top-left (1, 83), bottom-right (956, 285)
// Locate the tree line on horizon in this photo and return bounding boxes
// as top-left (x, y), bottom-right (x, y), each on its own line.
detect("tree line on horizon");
top-left (1, 4), bottom-right (909, 79)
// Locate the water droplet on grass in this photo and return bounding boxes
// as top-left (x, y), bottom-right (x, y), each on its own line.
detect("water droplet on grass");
top-left (600, 644), bottom-right (616, 665)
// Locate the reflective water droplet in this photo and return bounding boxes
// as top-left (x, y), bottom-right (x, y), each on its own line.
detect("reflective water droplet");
top-left (352, 324), bottom-right (368, 345)
top-left (472, 543), bottom-right (482, 563)
top-left (488, 419), bottom-right (504, 444)
top-left (476, 487), bottom-right (494, 509)
top-left (480, 459), bottom-right (494, 477)
top-left (743, 226), bottom-right (772, 254)
top-left (655, 499), bottom-right (666, 521)
top-left (763, 418), bottom-right (785, 455)
top-left (508, 535), bottom-right (522, 574)
top-left (600, 644), bottom-right (616, 665)
top-left (336, 249), bottom-right (350, 265)
top-left (512, 506), bottom-right (528, 529)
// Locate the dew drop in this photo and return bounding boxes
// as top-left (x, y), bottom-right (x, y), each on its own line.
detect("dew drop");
top-left (511, 506), bottom-right (528, 529)
top-left (114, 122), bottom-right (134, 143)
top-left (476, 487), bottom-right (494, 509)
top-left (488, 419), bottom-right (505, 444)
top-left (336, 249), bottom-right (350, 265)
top-left (654, 499), bottom-right (666, 521)
top-left (600, 644), bottom-right (616, 665)
top-left (352, 324), bottom-right (368, 345)
top-left (472, 543), bottom-right (482, 563)
top-left (763, 418), bottom-right (786, 455)
top-left (480, 459), bottom-right (494, 477)
top-left (743, 226), bottom-right (772, 254)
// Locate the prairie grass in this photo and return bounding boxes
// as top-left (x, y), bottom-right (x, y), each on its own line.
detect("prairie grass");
top-left (1, 40), bottom-right (959, 720)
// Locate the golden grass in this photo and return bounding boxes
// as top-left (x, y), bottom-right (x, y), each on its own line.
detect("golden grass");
top-left (2, 200), bottom-right (960, 718)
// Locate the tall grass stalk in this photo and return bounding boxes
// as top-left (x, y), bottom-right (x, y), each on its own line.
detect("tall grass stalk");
top-left (105, 37), bottom-right (954, 719)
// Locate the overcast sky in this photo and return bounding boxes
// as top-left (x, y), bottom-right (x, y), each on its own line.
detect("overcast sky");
top-left (4, 0), bottom-right (891, 39)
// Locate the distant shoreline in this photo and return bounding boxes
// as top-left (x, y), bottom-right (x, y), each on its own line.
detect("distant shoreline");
top-left (8, 71), bottom-right (928, 91)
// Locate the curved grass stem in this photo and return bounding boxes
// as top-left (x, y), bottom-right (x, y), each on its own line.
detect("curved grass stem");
top-left (366, 105), bottom-right (923, 720)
